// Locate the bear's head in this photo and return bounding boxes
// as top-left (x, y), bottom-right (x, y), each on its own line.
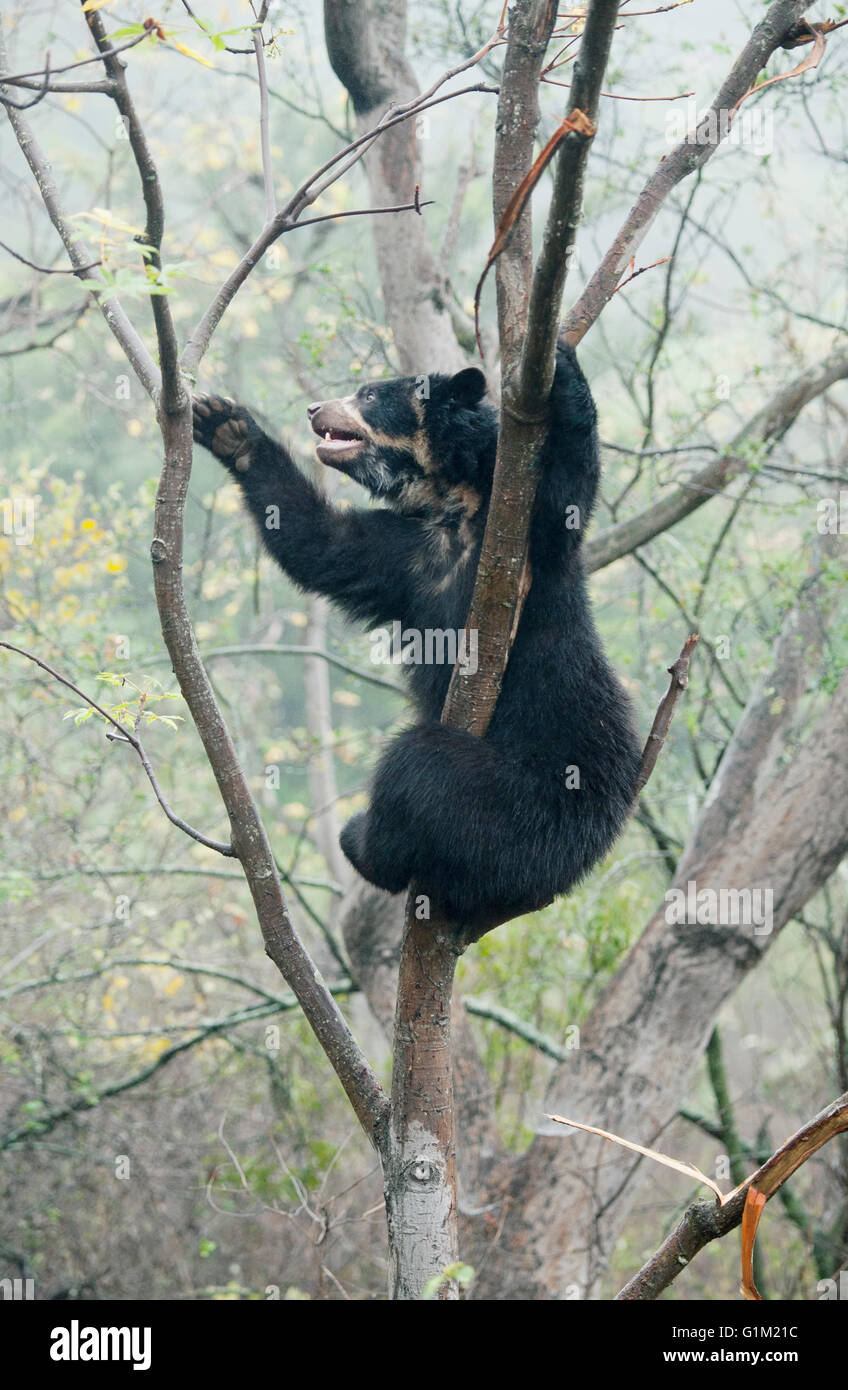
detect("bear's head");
top-left (307, 369), bottom-right (497, 517)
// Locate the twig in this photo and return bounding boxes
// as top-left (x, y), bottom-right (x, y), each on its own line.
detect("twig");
top-left (611, 254), bottom-right (671, 294)
top-left (140, 642), bottom-right (403, 694)
top-left (464, 997), bottom-right (575, 1061)
top-left (0, 641), bottom-right (234, 856)
top-left (181, 84), bottom-right (493, 374)
top-left (285, 198), bottom-right (435, 232)
top-left (0, 237), bottom-right (101, 275)
top-left (0, 996), bottom-right (358, 1152)
top-left (636, 633), bottom-right (699, 793)
top-left (1, 38), bottom-right (160, 395)
top-left (585, 345), bottom-right (848, 573)
top-left (251, 10), bottom-right (275, 223)
top-left (0, 31), bottom-right (150, 87)
top-left (83, 5), bottom-right (183, 413)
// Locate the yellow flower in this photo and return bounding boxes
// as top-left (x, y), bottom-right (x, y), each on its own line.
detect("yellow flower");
top-left (81, 518), bottom-right (97, 531)
top-left (106, 556), bottom-right (126, 574)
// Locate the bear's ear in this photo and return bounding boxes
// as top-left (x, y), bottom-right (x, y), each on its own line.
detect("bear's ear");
top-left (448, 367), bottom-right (487, 407)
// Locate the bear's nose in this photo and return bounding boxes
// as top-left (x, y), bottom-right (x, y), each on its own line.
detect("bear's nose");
top-left (307, 402), bottom-right (322, 418)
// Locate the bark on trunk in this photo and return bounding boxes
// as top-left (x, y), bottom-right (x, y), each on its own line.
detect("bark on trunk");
top-left (324, 0), bottom-right (466, 373)
top-left (384, 916), bottom-right (461, 1299)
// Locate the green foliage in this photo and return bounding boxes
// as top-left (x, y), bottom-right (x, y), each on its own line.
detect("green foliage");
top-left (421, 1263), bottom-right (475, 1300)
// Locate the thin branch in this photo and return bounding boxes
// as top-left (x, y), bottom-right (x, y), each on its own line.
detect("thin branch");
top-left (285, 197), bottom-right (435, 232)
top-left (0, 31), bottom-right (150, 86)
top-left (0, 955), bottom-right (352, 1010)
top-left (1, 41), bottom-right (160, 395)
top-left (25, 864), bottom-right (344, 893)
top-left (83, 6), bottom-right (183, 414)
top-left (636, 635), bottom-right (699, 793)
top-left (445, 0), bottom-right (619, 740)
top-left (464, 997), bottom-right (575, 1062)
top-left (181, 78), bottom-right (497, 374)
top-left (0, 994), bottom-right (348, 1153)
top-left (584, 345), bottom-right (848, 573)
top-left (0, 236), bottom-right (101, 275)
top-left (251, 14), bottom-right (275, 223)
top-left (0, 642), bottom-right (234, 856)
top-left (140, 643), bottom-right (403, 694)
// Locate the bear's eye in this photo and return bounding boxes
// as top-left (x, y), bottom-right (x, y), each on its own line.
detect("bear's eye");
top-left (364, 389), bottom-right (376, 403)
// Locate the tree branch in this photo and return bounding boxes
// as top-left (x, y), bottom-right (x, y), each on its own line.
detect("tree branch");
top-left (384, 0), bottom-right (622, 1305)
top-left (445, 0), bottom-right (618, 738)
top-left (636, 633), bottom-right (699, 793)
top-left (83, 4), bottom-right (183, 414)
top-left (561, 0), bottom-right (817, 345)
top-left (585, 345), bottom-right (848, 573)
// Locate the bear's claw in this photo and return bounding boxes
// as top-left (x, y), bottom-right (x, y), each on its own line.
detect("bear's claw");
top-left (192, 394), bottom-right (255, 471)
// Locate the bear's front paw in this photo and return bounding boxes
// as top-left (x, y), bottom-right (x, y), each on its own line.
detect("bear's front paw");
top-left (192, 394), bottom-right (258, 472)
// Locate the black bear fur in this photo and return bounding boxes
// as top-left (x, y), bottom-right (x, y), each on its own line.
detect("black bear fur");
top-left (193, 346), bottom-right (642, 926)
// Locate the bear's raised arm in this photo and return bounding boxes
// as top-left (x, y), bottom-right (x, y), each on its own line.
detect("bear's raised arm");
top-left (530, 344), bottom-right (602, 570)
top-left (193, 395), bottom-right (422, 627)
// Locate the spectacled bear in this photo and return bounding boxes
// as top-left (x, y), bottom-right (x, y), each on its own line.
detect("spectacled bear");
top-left (193, 345), bottom-right (642, 927)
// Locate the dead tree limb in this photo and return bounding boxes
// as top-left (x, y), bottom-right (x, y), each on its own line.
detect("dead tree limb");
top-left (616, 1092), bottom-right (848, 1299)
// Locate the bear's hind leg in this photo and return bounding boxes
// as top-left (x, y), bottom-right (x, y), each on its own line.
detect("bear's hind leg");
top-left (339, 810), bottom-right (413, 896)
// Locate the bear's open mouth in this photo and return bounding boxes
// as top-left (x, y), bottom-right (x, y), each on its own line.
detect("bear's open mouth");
top-left (313, 426), bottom-right (366, 465)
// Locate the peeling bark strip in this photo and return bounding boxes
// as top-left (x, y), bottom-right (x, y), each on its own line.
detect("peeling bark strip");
top-left (473, 108), bottom-right (596, 354)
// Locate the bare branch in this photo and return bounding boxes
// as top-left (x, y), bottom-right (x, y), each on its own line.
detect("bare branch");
top-left (251, 14), bottom-right (275, 222)
top-left (0, 236), bottom-right (100, 275)
top-left (463, 997), bottom-right (574, 1062)
top-left (1, 38), bottom-right (160, 395)
top-left (180, 83), bottom-right (491, 375)
top-left (0, 30), bottom-right (149, 86)
top-left (83, 6), bottom-right (183, 413)
top-left (585, 345), bottom-right (848, 573)
top-left (561, 0), bottom-right (819, 345)
top-left (142, 642), bottom-right (403, 694)
top-left (445, 0), bottom-right (618, 739)
top-left (0, 641), bottom-right (234, 857)
top-left (636, 634), bottom-right (699, 793)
